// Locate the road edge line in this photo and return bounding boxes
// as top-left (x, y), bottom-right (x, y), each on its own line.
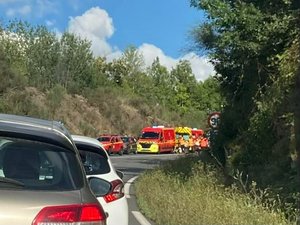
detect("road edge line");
top-left (132, 211), bottom-right (152, 225)
top-left (125, 175), bottom-right (138, 198)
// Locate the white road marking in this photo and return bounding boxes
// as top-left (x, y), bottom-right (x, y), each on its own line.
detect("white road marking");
top-left (126, 176), bottom-right (152, 224)
top-left (132, 211), bottom-right (152, 225)
top-left (125, 175), bottom-right (138, 198)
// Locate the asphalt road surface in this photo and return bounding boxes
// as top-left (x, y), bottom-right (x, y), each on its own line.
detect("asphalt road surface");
top-left (110, 153), bottom-right (182, 225)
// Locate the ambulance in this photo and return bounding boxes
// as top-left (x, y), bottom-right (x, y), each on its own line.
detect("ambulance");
top-left (137, 126), bottom-right (175, 153)
top-left (174, 126), bottom-right (191, 152)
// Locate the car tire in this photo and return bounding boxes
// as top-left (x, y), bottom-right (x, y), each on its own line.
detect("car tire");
top-left (118, 148), bottom-right (123, 156)
top-left (108, 147), bottom-right (113, 155)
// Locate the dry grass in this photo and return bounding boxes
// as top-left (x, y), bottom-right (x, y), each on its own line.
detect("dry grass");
top-left (135, 156), bottom-right (295, 225)
top-left (0, 87), bottom-right (146, 137)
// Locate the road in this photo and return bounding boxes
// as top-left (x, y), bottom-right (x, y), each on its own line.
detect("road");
top-left (110, 153), bottom-right (182, 225)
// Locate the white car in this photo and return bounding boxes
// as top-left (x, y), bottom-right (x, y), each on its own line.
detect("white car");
top-left (72, 135), bottom-right (129, 225)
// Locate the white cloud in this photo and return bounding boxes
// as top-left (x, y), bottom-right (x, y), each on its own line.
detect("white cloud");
top-left (68, 7), bottom-right (214, 81)
top-left (137, 43), bottom-right (177, 70)
top-left (68, 7), bottom-right (115, 57)
top-left (182, 53), bottom-right (215, 81)
top-left (137, 44), bottom-right (214, 81)
top-left (45, 19), bottom-right (55, 26)
top-left (6, 5), bottom-right (31, 17)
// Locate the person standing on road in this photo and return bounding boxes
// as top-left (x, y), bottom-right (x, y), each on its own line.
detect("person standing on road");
top-left (188, 135), bottom-right (194, 152)
top-left (179, 135), bottom-right (185, 153)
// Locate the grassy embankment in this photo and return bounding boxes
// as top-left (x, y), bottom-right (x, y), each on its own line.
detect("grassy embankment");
top-left (135, 156), bottom-right (296, 225)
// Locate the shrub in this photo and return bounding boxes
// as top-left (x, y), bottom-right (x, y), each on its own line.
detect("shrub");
top-left (135, 156), bottom-right (295, 225)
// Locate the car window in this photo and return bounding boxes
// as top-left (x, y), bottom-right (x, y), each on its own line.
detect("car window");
top-left (97, 137), bottom-right (110, 142)
top-left (76, 144), bottom-right (111, 175)
top-left (0, 137), bottom-right (83, 191)
top-left (121, 137), bottom-right (129, 142)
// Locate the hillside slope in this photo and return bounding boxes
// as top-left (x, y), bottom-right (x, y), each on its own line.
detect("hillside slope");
top-left (0, 87), bottom-right (174, 137)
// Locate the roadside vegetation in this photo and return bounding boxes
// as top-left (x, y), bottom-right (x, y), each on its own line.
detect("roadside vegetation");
top-left (1, 0), bottom-right (300, 221)
top-left (136, 0), bottom-right (300, 221)
top-left (0, 20), bottom-right (222, 136)
top-left (135, 156), bottom-right (296, 225)
top-left (189, 0), bottom-right (300, 215)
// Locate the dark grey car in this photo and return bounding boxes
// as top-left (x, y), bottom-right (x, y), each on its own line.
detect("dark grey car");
top-left (0, 114), bottom-right (108, 225)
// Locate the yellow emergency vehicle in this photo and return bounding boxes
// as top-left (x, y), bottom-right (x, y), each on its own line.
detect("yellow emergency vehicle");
top-left (174, 127), bottom-right (191, 153)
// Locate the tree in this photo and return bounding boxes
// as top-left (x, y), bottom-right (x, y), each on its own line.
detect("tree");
top-left (56, 32), bottom-right (94, 92)
top-left (91, 57), bottom-right (114, 88)
top-left (0, 20), bottom-right (30, 79)
top-left (194, 77), bottom-right (224, 112)
top-left (147, 57), bottom-right (174, 107)
top-left (105, 58), bottom-right (129, 87)
top-left (0, 48), bottom-right (26, 95)
top-left (120, 46), bottom-right (145, 92)
top-left (170, 60), bottom-right (196, 114)
top-left (191, 0), bottom-right (300, 191)
top-left (25, 25), bottom-right (60, 89)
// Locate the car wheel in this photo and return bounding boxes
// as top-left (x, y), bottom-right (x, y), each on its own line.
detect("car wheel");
top-left (118, 148), bottom-right (123, 156)
top-left (108, 147), bottom-right (113, 155)
top-left (124, 147), bottom-right (129, 154)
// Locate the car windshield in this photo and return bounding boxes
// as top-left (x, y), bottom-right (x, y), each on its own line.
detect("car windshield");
top-left (98, 137), bottom-right (110, 142)
top-left (141, 132), bottom-right (160, 139)
top-left (0, 137), bottom-right (83, 191)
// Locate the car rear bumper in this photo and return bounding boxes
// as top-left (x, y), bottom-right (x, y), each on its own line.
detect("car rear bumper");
top-left (98, 196), bottom-right (128, 225)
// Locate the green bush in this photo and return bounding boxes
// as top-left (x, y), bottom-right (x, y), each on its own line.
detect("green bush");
top-left (135, 157), bottom-right (295, 225)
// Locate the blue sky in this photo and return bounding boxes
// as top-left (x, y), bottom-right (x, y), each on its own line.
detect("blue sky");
top-left (0, 0), bottom-right (214, 80)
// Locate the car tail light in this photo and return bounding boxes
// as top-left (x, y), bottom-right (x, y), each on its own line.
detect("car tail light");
top-left (104, 179), bottom-right (124, 203)
top-left (32, 203), bottom-right (106, 225)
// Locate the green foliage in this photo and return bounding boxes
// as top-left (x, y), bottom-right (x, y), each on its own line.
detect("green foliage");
top-left (191, 0), bottom-right (300, 214)
top-left (136, 156), bottom-right (293, 225)
top-left (0, 48), bottom-right (27, 94)
top-left (0, 19), bottom-right (225, 144)
top-left (194, 77), bottom-right (225, 112)
top-left (170, 60), bottom-right (197, 114)
top-left (57, 32), bottom-right (94, 92)
top-left (147, 58), bottom-right (175, 108)
top-left (25, 25), bottom-right (60, 89)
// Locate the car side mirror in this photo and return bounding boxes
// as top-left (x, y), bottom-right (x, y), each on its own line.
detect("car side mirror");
top-left (116, 169), bottom-right (124, 179)
top-left (88, 177), bottom-right (112, 197)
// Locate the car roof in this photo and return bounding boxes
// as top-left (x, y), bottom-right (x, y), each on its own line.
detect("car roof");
top-left (72, 135), bottom-right (107, 149)
top-left (72, 135), bottom-right (103, 146)
top-left (72, 135), bottom-right (108, 158)
top-left (0, 113), bottom-right (75, 151)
